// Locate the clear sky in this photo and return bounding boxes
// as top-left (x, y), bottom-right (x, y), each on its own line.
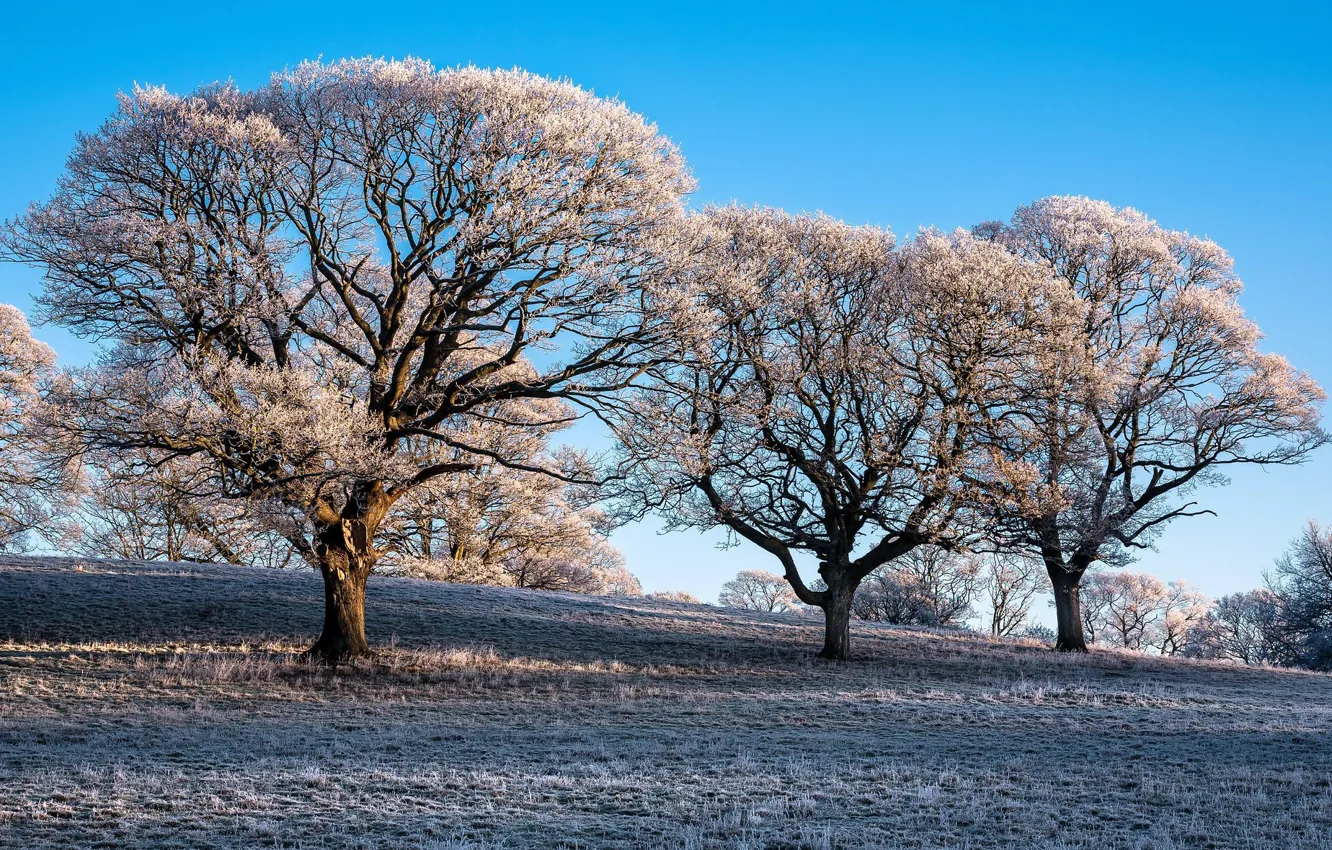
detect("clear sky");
top-left (1, 1), bottom-right (1329, 606)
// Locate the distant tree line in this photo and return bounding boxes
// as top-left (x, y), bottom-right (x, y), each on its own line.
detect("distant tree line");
top-left (0, 57), bottom-right (1326, 665)
top-left (714, 522), bottom-right (1332, 671)
top-left (1184, 522), bottom-right (1332, 669)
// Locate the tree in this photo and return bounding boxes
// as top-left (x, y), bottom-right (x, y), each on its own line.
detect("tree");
top-left (1154, 579), bottom-right (1211, 656)
top-left (51, 449), bottom-right (301, 567)
top-left (850, 572), bottom-right (928, 624)
top-left (616, 209), bottom-right (1072, 659)
top-left (853, 547), bottom-right (980, 627)
top-left (1079, 570), bottom-right (1209, 655)
top-left (0, 304), bottom-right (59, 551)
top-left (2, 59), bottom-right (693, 663)
top-left (893, 548), bottom-right (981, 626)
top-left (983, 197), bottom-right (1327, 651)
top-left (647, 590), bottom-right (701, 604)
top-left (380, 406), bottom-right (639, 596)
top-left (1080, 571), bottom-right (1166, 651)
top-left (1187, 589), bottom-right (1285, 665)
top-left (718, 569), bottom-right (800, 612)
top-left (1019, 623), bottom-right (1057, 643)
top-left (1187, 524), bottom-right (1332, 669)
top-left (983, 555), bottom-right (1042, 637)
top-left (1267, 521), bottom-right (1332, 669)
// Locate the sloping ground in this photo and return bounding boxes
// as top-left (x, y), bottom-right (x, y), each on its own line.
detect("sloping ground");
top-left (1, 554), bottom-right (1330, 849)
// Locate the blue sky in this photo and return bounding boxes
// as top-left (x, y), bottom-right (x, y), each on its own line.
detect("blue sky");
top-left (1, 1), bottom-right (1329, 605)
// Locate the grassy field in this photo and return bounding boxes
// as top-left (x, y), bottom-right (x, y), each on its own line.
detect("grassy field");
top-left (1, 554), bottom-right (1330, 849)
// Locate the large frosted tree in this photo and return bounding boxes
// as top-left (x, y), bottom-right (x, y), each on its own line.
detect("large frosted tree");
top-left (980, 197), bottom-right (1326, 651)
top-left (616, 208), bottom-right (1073, 659)
top-left (2, 58), bottom-right (695, 663)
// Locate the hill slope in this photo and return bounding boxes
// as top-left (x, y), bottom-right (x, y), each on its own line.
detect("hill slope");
top-left (1, 554), bottom-right (1330, 849)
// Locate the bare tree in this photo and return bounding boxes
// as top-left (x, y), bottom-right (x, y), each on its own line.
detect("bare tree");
top-left (718, 569), bottom-right (800, 612)
top-left (0, 304), bottom-right (60, 551)
top-left (379, 408), bottom-right (638, 596)
top-left (897, 548), bottom-right (981, 626)
top-left (982, 197), bottom-right (1327, 651)
top-left (2, 59), bottom-right (693, 663)
top-left (1080, 571), bottom-right (1164, 650)
top-left (1267, 521), bottom-right (1332, 669)
top-left (1154, 580), bottom-right (1211, 656)
top-left (1186, 524), bottom-right (1332, 669)
top-left (983, 555), bottom-right (1042, 637)
top-left (1187, 589), bottom-right (1285, 665)
top-left (616, 209), bottom-right (1072, 658)
top-left (853, 547), bottom-right (980, 627)
top-left (49, 449), bottom-right (300, 567)
top-left (1079, 570), bottom-right (1209, 655)
top-left (647, 590), bottom-right (701, 604)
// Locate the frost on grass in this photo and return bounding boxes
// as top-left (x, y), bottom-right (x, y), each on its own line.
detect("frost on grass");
top-left (2, 554), bottom-right (1331, 849)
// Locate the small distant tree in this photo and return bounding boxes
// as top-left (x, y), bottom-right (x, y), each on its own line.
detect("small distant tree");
top-left (1081, 571), bottom-right (1165, 650)
top-left (405, 545), bottom-right (640, 596)
top-left (647, 590), bottom-right (701, 604)
top-left (853, 547), bottom-right (980, 627)
top-left (0, 304), bottom-right (59, 551)
top-left (983, 555), bottom-right (1043, 637)
top-left (719, 569), bottom-right (800, 612)
top-left (1020, 623), bottom-right (1057, 643)
top-left (1188, 525), bottom-right (1332, 669)
top-left (852, 571), bottom-right (934, 625)
top-left (896, 548), bottom-right (981, 626)
top-left (1154, 580), bottom-right (1211, 656)
top-left (1268, 521), bottom-right (1332, 669)
top-left (54, 450), bottom-right (300, 568)
top-left (1079, 570), bottom-right (1209, 655)
top-left (1187, 589), bottom-right (1284, 665)
top-left (380, 411), bottom-right (638, 596)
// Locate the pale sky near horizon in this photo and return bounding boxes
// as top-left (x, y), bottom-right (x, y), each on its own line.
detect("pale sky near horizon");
top-left (1, 1), bottom-right (1328, 610)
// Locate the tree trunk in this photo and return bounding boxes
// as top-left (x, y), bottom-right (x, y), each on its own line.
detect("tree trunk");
top-left (1047, 562), bottom-right (1088, 652)
top-left (308, 550), bottom-right (371, 665)
top-left (306, 489), bottom-right (389, 665)
top-left (818, 574), bottom-right (858, 661)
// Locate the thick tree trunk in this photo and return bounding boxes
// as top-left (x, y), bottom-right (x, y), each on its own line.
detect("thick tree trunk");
top-left (306, 488), bottom-right (390, 665)
top-left (818, 574), bottom-right (858, 661)
top-left (308, 552), bottom-right (371, 665)
top-left (1046, 562), bottom-right (1088, 652)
